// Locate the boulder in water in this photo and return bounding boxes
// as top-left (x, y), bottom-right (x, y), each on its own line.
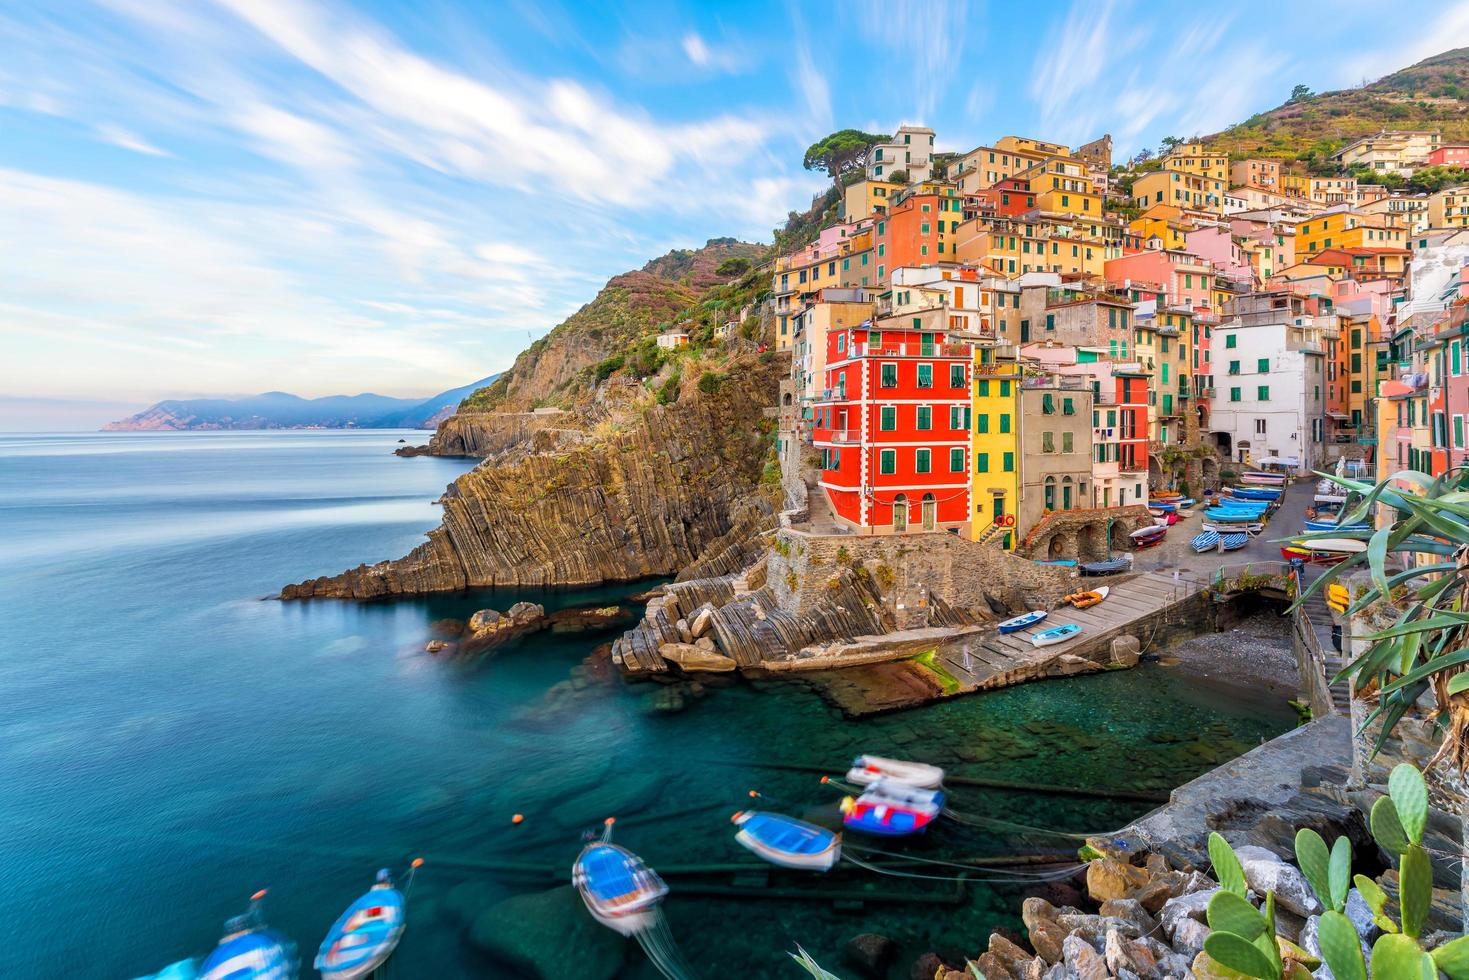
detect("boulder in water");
top-left (470, 885), bottom-right (626, 980)
top-left (658, 642), bottom-right (736, 673)
top-left (462, 602), bottom-right (547, 655)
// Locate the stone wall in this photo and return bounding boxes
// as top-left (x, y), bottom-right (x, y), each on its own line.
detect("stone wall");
top-left (1017, 505), bottom-right (1154, 561)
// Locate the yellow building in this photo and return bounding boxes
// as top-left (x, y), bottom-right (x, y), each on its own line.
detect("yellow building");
top-left (954, 217), bottom-right (1107, 278)
top-left (949, 144), bottom-right (1044, 193)
top-left (1128, 205), bottom-right (1188, 250)
top-left (970, 359), bottom-right (1021, 548)
top-left (1132, 169), bottom-right (1227, 213)
top-left (1281, 174), bottom-right (1312, 199)
top-left (1157, 142), bottom-right (1229, 182)
top-left (1296, 211), bottom-right (1406, 255)
top-left (1022, 157), bottom-right (1102, 217)
top-left (841, 179), bottom-right (903, 221)
top-left (1428, 188), bottom-right (1469, 229)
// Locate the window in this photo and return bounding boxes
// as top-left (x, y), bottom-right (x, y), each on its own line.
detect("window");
top-left (1062, 397), bottom-right (1075, 415)
top-left (1257, 358), bottom-right (1269, 373)
top-left (1255, 418), bottom-right (1267, 435)
top-left (915, 448), bottom-right (931, 474)
top-left (917, 364), bottom-right (933, 388)
top-left (1228, 360), bottom-right (1240, 375)
top-left (1230, 387), bottom-right (1241, 402)
top-left (1000, 381), bottom-right (1010, 397)
top-left (949, 406), bottom-right (969, 430)
top-left (975, 452), bottom-right (989, 473)
top-left (1042, 393), bottom-right (1055, 414)
top-left (879, 406), bottom-right (896, 431)
top-left (1044, 477), bottom-right (1055, 510)
top-left (878, 449), bottom-right (897, 474)
top-left (916, 406), bottom-right (932, 430)
top-left (1062, 432), bottom-right (1074, 453)
top-left (1046, 314), bottom-right (1055, 332)
top-left (950, 364), bottom-right (965, 387)
top-left (999, 414), bottom-right (1011, 433)
top-left (1456, 415), bottom-right (1465, 449)
top-left (976, 414), bottom-right (988, 433)
top-left (1257, 386), bottom-right (1270, 400)
top-left (1003, 451), bottom-right (1015, 472)
top-left (880, 363), bottom-right (898, 388)
top-left (1042, 430), bottom-right (1056, 453)
top-left (1225, 334), bottom-right (1237, 349)
top-left (950, 448), bottom-right (965, 472)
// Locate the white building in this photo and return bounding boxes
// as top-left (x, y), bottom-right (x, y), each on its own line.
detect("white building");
top-left (864, 125), bottom-right (936, 183)
top-left (1210, 317), bottom-right (1328, 475)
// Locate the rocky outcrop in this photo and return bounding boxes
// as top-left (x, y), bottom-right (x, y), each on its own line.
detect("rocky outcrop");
top-left (461, 602), bottom-right (545, 654)
top-left (281, 359), bottom-right (780, 598)
top-left (398, 410), bottom-right (584, 458)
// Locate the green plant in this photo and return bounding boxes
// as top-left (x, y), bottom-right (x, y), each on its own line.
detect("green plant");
top-left (1203, 833), bottom-right (1316, 979)
top-left (656, 371), bottom-right (681, 405)
top-left (835, 545), bottom-right (850, 564)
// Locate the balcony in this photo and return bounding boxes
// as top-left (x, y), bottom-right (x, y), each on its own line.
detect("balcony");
top-left (851, 341), bottom-right (971, 359)
top-left (827, 430), bottom-right (863, 445)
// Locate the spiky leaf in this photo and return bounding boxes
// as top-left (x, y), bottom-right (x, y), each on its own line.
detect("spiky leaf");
top-left (1371, 796), bottom-right (1410, 854)
top-left (1431, 935), bottom-right (1469, 979)
top-left (1387, 764), bottom-right (1429, 845)
top-left (1448, 672), bottom-right (1469, 695)
top-left (1371, 933), bottom-right (1437, 980)
top-left (1206, 932), bottom-right (1281, 980)
top-left (1327, 835), bottom-right (1351, 912)
top-left (1316, 911), bottom-right (1368, 980)
top-left (1399, 844), bottom-right (1431, 939)
top-left (1294, 828), bottom-right (1332, 911)
top-left (1367, 525), bottom-right (1392, 601)
top-left (1210, 831), bottom-right (1248, 896)
top-left (1208, 889), bottom-right (1267, 939)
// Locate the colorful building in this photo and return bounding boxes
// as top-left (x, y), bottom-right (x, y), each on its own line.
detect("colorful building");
top-left (969, 359), bottom-right (1021, 547)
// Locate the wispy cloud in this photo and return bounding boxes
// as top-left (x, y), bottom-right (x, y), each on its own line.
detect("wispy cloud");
top-left (93, 123), bottom-right (169, 156)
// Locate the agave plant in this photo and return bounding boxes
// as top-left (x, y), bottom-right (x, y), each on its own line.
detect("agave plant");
top-left (1291, 468), bottom-right (1469, 773)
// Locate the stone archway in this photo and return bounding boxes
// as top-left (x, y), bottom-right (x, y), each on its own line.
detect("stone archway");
top-left (1200, 454), bottom-right (1220, 489)
top-left (1048, 535), bottom-right (1066, 559)
top-left (1109, 521), bottom-right (1129, 551)
top-left (782, 391), bottom-right (793, 407)
top-left (1077, 523), bottom-right (1100, 559)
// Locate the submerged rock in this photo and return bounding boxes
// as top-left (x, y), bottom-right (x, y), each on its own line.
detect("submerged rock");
top-left (462, 602), bottom-right (546, 655)
top-left (469, 885), bottom-right (625, 980)
top-left (844, 933), bottom-right (897, 977)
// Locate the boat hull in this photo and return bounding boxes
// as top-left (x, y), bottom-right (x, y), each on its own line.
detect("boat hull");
top-left (315, 884), bottom-right (405, 980)
top-left (1031, 624), bottom-right (1080, 647)
top-left (997, 610), bottom-right (1046, 634)
top-left (846, 755), bottom-right (945, 789)
top-left (733, 812), bottom-right (841, 871)
top-left (573, 842), bottom-right (668, 936)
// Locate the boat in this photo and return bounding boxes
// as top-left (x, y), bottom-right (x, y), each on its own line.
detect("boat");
top-left (840, 781), bottom-right (944, 837)
top-left (1281, 546), bottom-right (1348, 565)
top-left (1202, 521), bottom-right (1263, 534)
top-left (198, 891), bottom-right (299, 980)
top-left (573, 828), bottom-right (669, 935)
top-left (1239, 471), bottom-right (1289, 486)
top-left (314, 864), bottom-right (417, 980)
top-left (1064, 586), bottom-right (1109, 609)
top-left (1190, 530), bottom-right (1220, 553)
top-left (1225, 486), bottom-right (1282, 501)
top-left (1295, 538), bottom-right (1368, 554)
top-left (997, 609), bottom-right (1047, 634)
top-left (845, 755), bottom-right (946, 789)
top-left (1080, 554), bottom-right (1132, 576)
top-left (1130, 525), bottom-right (1167, 548)
top-left (1303, 519), bottom-right (1370, 533)
top-left (1031, 623), bottom-right (1081, 647)
top-left (1149, 502), bottom-right (1177, 513)
top-left (1221, 533), bottom-right (1249, 551)
top-left (1203, 509), bottom-right (1266, 523)
top-left (732, 811), bottom-right (841, 871)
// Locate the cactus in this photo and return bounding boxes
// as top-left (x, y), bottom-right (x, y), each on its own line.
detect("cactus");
top-left (1352, 874), bottom-right (1399, 934)
top-left (1317, 910), bottom-right (1368, 980)
top-left (1203, 834), bottom-right (1283, 980)
top-left (1208, 830), bottom-right (1248, 897)
top-left (1294, 827), bottom-right (1352, 913)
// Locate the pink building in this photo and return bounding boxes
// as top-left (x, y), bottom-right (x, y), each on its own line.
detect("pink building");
top-left (1427, 145), bottom-right (1469, 168)
top-left (1184, 226), bottom-right (1255, 285)
top-left (1104, 250), bottom-right (1212, 312)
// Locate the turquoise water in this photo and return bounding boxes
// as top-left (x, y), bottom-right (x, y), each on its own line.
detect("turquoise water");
top-left (0, 432), bottom-right (1293, 979)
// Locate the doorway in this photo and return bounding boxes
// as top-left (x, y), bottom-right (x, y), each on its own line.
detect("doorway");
top-left (921, 493), bottom-right (936, 531)
top-left (893, 494), bottom-right (908, 532)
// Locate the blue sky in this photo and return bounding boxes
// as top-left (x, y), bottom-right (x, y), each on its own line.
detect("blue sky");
top-left (3, 0), bottom-right (1469, 427)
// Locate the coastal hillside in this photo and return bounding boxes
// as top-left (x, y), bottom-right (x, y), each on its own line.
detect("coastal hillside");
top-left (103, 376), bottom-right (498, 431)
top-left (1205, 48), bottom-right (1469, 162)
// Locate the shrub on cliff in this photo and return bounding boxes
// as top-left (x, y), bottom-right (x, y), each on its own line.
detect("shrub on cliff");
top-left (656, 372), bottom-right (681, 405)
top-left (697, 371), bottom-right (726, 394)
top-left (592, 354), bottom-right (625, 383)
top-left (716, 257), bottom-right (751, 277)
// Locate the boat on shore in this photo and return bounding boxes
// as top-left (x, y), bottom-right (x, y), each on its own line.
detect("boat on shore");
top-left (315, 864), bottom-right (417, 980)
top-left (1080, 554), bottom-right (1132, 576)
top-left (1303, 519), bottom-right (1370, 533)
top-left (1190, 530), bottom-right (1220, 553)
top-left (573, 825), bottom-right (669, 935)
top-left (1221, 532), bottom-right (1249, 551)
top-left (845, 755), bottom-right (945, 789)
top-left (1031, 623), bottom-right (1081, 647)
top-left (997, 609), bottom-right (1047, 634)
top-left (733, 811), bottom-right (841, 871)
top-left (198, 891), bottom-right (298, 980)
top-left (1239, 471), bottom-right (1289, 486)
top-left (1130, 525), bottom-right (1166, 548)
top-left (1064, 587), bottom-right (1108, 609)
top-left (1202, 520), bottom-right (1263, 534)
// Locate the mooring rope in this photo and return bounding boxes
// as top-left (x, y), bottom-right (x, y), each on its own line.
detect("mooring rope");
top-left (841, 852), bottom-right (1086, 884)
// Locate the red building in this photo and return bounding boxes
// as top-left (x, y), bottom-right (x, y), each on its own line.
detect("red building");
top-left (965, 178), bottom-right (1036, 220)
top-left (1116, 371), bottom-right (1150, 481)
top-left (1427, 145), bottom-right (1469, 168)
top-left (811, 322), bottom-right (973, 532)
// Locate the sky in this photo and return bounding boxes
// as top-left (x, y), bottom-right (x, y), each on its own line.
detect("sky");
top-left (3, 0), bottom-right (1469, 429)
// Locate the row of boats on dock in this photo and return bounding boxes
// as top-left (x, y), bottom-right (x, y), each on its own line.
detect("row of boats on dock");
top-left (143, 863), bottom-right (420, 980)
top-left (1280, 477), bottom-right (1371, 564)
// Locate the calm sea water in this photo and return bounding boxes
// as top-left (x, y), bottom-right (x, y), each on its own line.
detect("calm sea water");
top-left (0, 431), bottom-right (1293, 979)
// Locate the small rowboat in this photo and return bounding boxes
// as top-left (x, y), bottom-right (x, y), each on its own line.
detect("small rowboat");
top-left (997, 609), bottom-right (1047, 634)
top-left (841, 781), bottom-right (944, 837)
top-left (1190, 530), bottom-right (1220, 553)
top-left (1240, 471), bottom-right (1289, 486)
top-left (1221, 533), bottom-right (1249, 551)
top-left (1202, 521), bottom-right (1263, 534)
top-left (1226, 486), bottom-right (1282, 501)
top-left (733, 811), bottom-right (841, 871)
top-left (573, 831), bottom-right (669, 936)
top-left (1130, 525), bottom-right (1166, 548)
top-left (198, 891), bottom-right (299, 980)
top-left (1081, 554), bottom-right (1132, 576)
top-left (1281, 546), bottom-right (1350, 565)
top-left (315, 866), bottom-right (413, 980)
top-left (1303, 519), bottom-right (1370, 533)
top-left (1149, 502), bottom-right (1178, 513)
top-left (1064, 586), bottom-right (1109, 609)
top-left (1031, 623), bottom-right (1081, 647)
top-left (846, 755), bottom-right (945, 789)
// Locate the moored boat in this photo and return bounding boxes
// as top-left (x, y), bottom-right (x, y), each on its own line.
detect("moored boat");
top-left (841, 780), bottom-right (944, 837)
top-left (845, 755), bottom-right (945, 789)
top-left (1080, 554), bottom-right (1132, 576)
top-left (315, 864), bottom-right (417, 980)
top-left (1031, 623), bottom-right (1081, 647)
top-left (1221, 533), bottom-right (1249, 551)
top-left (997, 609), bottom-right (1047, 634)
top-left (1063, 586), bottom-right (1109, 609)
top-left (1281, 546), bottom-right (1349, 565)
top-left (1239, 471), bottom-right (1289, 486)
top-left (198, 891), bottom-right (299, 980)
top-left (1190, 530), bottom-right (1220, 553)
top-left (1130, 525), bottom-right (1166, 548)
top-left (732, 811), bottom-right (841, 871)
top-left (1303, 519), bottom-right (1370, 533)
top-left (1225, 486), bottom-right (1282, 501)
top-left (573, 828), bottom-right (669, 936)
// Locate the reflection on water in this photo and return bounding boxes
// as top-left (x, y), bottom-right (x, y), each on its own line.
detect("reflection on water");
top-left (0, 432), bottom-right (1293, 978)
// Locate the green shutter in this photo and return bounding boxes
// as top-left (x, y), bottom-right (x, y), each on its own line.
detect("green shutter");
top-left (1003, 451), bottom-right (1014, 472)
top-left (879, 450), bottom-right (896, 474)
top-left (976, 414), bottom-right (988, 433)
top-left (976, 452), bottom-right (989, 473)
top-left (999, 414), bottom-right (1011, 433)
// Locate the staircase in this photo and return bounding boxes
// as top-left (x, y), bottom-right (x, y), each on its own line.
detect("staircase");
top-left (973, 520), bottom-right (1009, 548)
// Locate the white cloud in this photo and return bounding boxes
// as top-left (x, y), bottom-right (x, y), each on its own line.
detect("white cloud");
top-left (234, 103), bottom-right (356, 171)
top-left (94, 123), bottom-right (170, 156)
top-left (682, 32), bottom-right (711, 66)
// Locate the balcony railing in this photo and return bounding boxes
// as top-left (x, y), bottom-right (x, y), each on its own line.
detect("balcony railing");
top-left (827, 430), bottom-right (863, 445)
top-left (851, 341), bottom-right (972, 359)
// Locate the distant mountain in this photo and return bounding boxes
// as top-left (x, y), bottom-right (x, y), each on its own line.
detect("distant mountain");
top-left (101, 375), bottom-right (499, 431)
top-left (1205, 48), bottom-right (1469, 160)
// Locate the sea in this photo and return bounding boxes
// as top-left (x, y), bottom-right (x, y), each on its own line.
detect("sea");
top-left (0, 430), bottom-right (1294, 979)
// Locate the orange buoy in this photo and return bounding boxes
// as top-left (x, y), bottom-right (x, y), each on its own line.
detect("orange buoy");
top-left (411, 857), bottom-right (425, 867)
top-left (604, 816), bottom-right (615, 826)
top-left (819, 776), bottom-right (829, 784)
top-left (511, 814), bottom-right (524, 824)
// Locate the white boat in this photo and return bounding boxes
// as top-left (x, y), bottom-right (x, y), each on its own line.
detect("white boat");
top-left (1202, 521), bottom-right (1263, 534)
top-left (732, 811), bottom-right (841, 871)
top-left (1031, 623), bottom-right (1081, 647)
top-left (1295, 538), bottom-right (1367, 554)
top-left (846, 755), bottom-right (945, 789)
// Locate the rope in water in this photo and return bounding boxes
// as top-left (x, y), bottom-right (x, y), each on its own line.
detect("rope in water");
top-left (844, 843), bottom-right (1082, 879)
top-left (634, 911), bottom-right (699, 980)
top-left (841, 852), bottom-right (1086, 884)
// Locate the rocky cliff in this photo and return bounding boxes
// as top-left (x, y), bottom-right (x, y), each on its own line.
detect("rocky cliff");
top-left (280, 357), bottom-right (782, 598)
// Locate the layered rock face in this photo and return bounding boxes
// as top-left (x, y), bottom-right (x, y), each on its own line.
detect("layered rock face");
top-left (281, 361), bottom-right (780, 599)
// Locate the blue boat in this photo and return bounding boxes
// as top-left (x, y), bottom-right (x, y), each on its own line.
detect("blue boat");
top-left (841, 783), bottom-right (944, 837)
top-left (1304, 519), bottom-right (1370, 533)
top-left (315, 864), bottom-right (416, 980)
top-left (1081, 555), bottom-right (1132, 576)
top-left (574, 830), bottom-right (668, 935)
top-left (1190, 530), bottom-right (1220, 553)
top-left (1205, 507), bottom-right (1267, 520)
top-left (1221, 533), bottom-right (1249, 551)
top-left (997, 609), bottom-right (1047, 633)
top-left (733, 811), bottom-right (841, 871)
top-left (1227, 487), bottom-right (1282, 501)
top-left (198, 892), bottom-right (298, 980)
top-left (1031, 623), bottom-right (1081, 647)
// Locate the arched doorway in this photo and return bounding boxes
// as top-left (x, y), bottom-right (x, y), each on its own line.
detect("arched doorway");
top-left (921, 492), bottom-right (937, 531)
top-left (1062, 476), bottom-right (1074, 510)
top-left (1237, 440), bottom-right (1251, 466)
top-left (893, 494), bottom-right (908, 532)
top-left (782, 391), bottom-right (793, 407)
top-left (1109, 520), bottom-right (1128, 551)
top-left (1078, 523), bottom-right (1099, 558)
top-left (1048, 535), bottom-right (1065, 559)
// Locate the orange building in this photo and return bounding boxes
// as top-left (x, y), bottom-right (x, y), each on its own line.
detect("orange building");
top-left (872, 193), bottom-right (965, 283)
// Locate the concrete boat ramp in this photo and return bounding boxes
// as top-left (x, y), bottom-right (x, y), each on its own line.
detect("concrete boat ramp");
top-left (804, 570), bottom-right (1212, 716)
